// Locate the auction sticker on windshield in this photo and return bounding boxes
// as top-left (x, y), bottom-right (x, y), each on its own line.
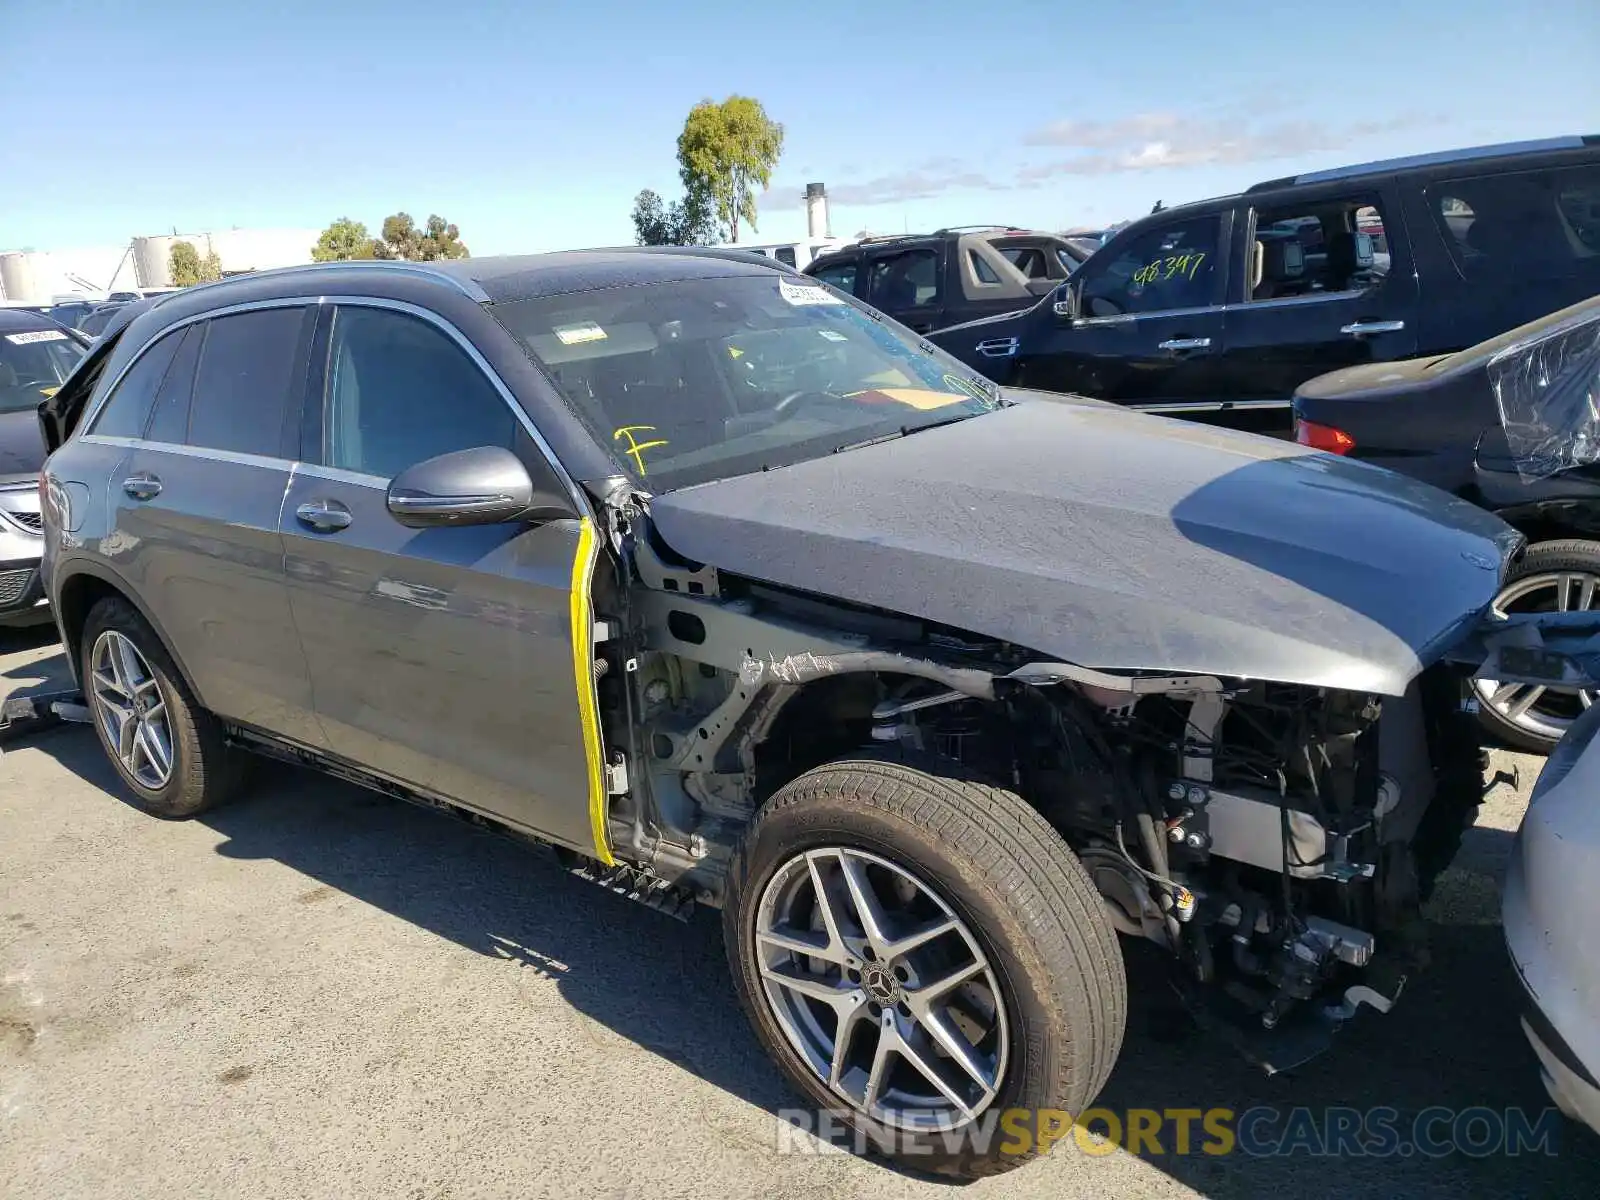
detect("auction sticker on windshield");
top-left (5, 330), bottom-right (68, 344)
top-left (778, 278), bottom-right (842, 306)
top-left (554, 322), bottom-right (607, 346)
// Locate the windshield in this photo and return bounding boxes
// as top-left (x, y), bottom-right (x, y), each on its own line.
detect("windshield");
top-left (0, 327), bottom-right (85, 414)
top-left (491, 274), bottom-right (1000, 490)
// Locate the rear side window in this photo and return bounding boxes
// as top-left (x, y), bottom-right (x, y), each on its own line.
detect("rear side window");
top-left (1431, 163), bottom-right (1600, 281)
top-left (867, 248), bottom-right (941, 307)
top-left (317, 305), bottom-right (515, 480)
top-left (969, 250), bottom-right (1002, 284)
top-left (186, 307), bottom-right (309, 456)
top-left (812, 259), bottom-right (857, 293)
top-left (146, 325), bottom-right (203, 444)
top-left (87, 330), bottom-right (183, 438)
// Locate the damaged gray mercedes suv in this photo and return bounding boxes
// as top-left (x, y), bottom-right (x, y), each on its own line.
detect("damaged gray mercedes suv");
top-left (35, 252), bottom-right (1596, 1177)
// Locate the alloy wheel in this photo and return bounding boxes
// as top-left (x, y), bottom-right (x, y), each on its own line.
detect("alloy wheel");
top-left (90, 630), bottom-right (175, 790)
top-left (753, 846), bottom-right (1009, 1132)
top-left (1474, 570), bottom-right (1599, 744)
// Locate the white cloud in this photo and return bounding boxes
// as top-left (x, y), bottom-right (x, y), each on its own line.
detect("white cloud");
top-left (1017, 112), bottom-right (1442, 181)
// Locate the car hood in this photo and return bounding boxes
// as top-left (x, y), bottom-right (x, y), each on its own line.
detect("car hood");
top-left (0, 409), bottom-right (46, 484)
top-left (647, 402), bottom-right (1521, 695)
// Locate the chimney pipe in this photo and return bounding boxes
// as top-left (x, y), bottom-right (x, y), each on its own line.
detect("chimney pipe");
top-left (804, 182), bottom-right (830, 240)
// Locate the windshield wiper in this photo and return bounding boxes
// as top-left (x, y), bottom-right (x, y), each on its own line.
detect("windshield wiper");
top-left (832, 410), bottom-right (980, 455)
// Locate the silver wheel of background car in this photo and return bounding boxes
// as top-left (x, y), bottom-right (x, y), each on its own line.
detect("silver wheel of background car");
top-left (1474, 570), bottom-right (1599, 745)
top-left (89, 629), bottom-right (175, 791)
top-left (753, 846), bottom-right (1009, 1132)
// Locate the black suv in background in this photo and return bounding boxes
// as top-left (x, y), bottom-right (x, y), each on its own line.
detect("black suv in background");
top-left (931, 135), bottom-right (1600, 432)
top-left (805, 226), bottom-right (1090, 333)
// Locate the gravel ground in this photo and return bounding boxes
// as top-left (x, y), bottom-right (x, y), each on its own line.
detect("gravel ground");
top-left (3, 626), bottom-right (1597, 1200)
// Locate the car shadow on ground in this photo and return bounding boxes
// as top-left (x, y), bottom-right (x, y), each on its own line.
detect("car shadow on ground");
top-left (16, 693), bottom-right (1600, 1198)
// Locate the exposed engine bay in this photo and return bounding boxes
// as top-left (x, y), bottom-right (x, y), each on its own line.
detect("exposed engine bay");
top-left (591, 510), bottom-right (1495, 1070)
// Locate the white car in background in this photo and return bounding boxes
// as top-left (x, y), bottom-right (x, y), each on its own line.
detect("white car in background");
top-left (1505, 701), bottom-right (1600, 1136)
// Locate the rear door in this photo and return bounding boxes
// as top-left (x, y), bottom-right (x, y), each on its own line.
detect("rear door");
top-left (1015, 211), bottom-right (1230, 415)
top-left (279, 301), bottom-right (603, 854)
top-left (863, 245), bottom-right (946, 333)
top-left (1412, 159), bottom-right (1600, 350)
top-left (1216, 184), bottom-right (1418, 422)
top-left (107, 304), bottom-right (322, 746)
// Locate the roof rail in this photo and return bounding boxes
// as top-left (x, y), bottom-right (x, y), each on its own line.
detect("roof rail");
top-left (1247, 135), bottom-right (1596, 193)
top-left (933, 224), bottom-right (1028, 235)
top-left (181, 259), bottom-right (490, 302)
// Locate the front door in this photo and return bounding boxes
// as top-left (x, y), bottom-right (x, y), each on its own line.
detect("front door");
top-left (279, 301), bottom-right (603, 854)
top-left (1015, 211), bottom-right (1231, 418)
top-left (1217, 188), bottom-right (1418, 427)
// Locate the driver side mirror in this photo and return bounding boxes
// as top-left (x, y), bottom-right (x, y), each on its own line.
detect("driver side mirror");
top-left (1051, 282), bottom-right (1078, 321)
top-left (386, 445), bottom-right (574, 529)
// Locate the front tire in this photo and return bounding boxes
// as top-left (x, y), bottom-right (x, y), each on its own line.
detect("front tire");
top-left (723, 753), bottom-right (1125, 1178)
top-left (1474, 539), bottom-right (1600, 753)
top-left (81, 597), bottom-right (242, 818)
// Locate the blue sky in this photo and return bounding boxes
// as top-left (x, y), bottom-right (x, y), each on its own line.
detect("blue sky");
top-left (3, 0), bottom-right (1597, 254)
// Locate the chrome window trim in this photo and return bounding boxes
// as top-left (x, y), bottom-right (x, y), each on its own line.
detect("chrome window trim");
top-left (1228, 289), bottom-right (1376, 312)
top-left (78, 294), bottom-right (592, 523)
top-left (79, 433), bottom-right (292, 472)
top-left (1072, 304), bottom-right (1217, 326)
top-left (292, 461), bottom-right (387, 488)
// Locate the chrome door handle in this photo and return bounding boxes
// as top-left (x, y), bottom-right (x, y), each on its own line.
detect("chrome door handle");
top-left (122, 474), bottom-right (162, 501)
top-left (976, 337), bottom-right (1021, 358)
top-left (295, 500), bottom-right (352, 533)
top-left (1340, 320), bottom-right (1406, 336)
top-left (1157, 337), bottom-right (1212, 352)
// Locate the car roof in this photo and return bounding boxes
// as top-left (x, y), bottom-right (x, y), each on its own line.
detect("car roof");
top-left (160, 249), bottom-right (792, 310)
top-left (0, 308), bottom-right (70, 332)
top-left (1245, 134), bottom-right (1598, 194)
top-left (1099, 135), bottom-right (1600, 248)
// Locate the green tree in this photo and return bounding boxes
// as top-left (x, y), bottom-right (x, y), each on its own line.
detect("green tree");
top-left (199, 247), bottom-right (223, 283)
top-left (377, 213), bottom-right (469, 261)
top-left (676, 96), bottom-right (784, 243)
top-left (311, 218), bottom-right (380, 262)
top-left (168, 240), bottom-right (203, 286)
top-left (630, 187), bottom-right (719, 246)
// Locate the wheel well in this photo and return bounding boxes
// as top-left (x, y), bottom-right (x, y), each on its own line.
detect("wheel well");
top-left (53, 572), bottom-right (197, 690)
top-left (749, 673), bottom-right (883, 800)
top-left (54, 572), bottom-right (123, 672)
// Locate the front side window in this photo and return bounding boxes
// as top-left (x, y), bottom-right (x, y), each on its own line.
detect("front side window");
top-left (0, 327), bottom-right (85, 414)
top-left (774, 246), bottom-right (798, 267)
top-left (1078, 216), bottom-right (1221, 317)
top-left (491, 274), bottom-right (998, 490)
top-left (187, 307), bottom-right (309, 456)
top-left (867, 249), bottom-right (940, 308)
top-left (1431, 164), bottom-right (1600, 280)
top-left (85, 330), bottom-right (178, 436)
top-left (318, 306), bottom-right (515, 480)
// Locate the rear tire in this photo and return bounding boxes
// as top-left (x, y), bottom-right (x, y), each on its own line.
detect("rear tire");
top-left (723, 752), bottom-right (1125, 1178)
top-left (80, 596), bottom-right (242, 818)
top-left (1474, 539), bottom-right (1600, 753)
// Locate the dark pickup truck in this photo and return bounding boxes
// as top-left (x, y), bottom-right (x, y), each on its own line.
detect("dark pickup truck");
top-left (804, 227), bottom-right (1090, 334)
top-left (931, 135), bottom-right (1600, 433)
